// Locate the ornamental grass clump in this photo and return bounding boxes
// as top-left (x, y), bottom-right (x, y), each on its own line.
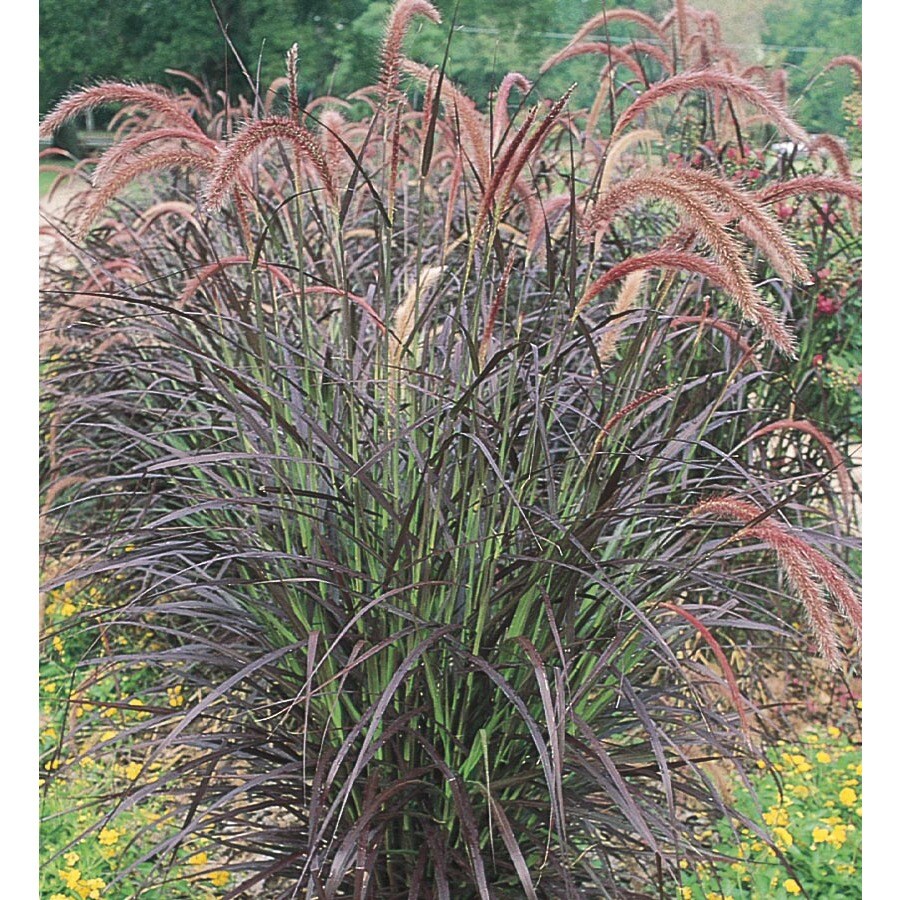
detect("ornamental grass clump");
top-left (40, 1), bottom-right (860, 895)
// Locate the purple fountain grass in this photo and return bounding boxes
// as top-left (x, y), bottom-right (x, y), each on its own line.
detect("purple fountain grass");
top-left (90, 127), bottom-right (217, 187)
top-left (668, 315), bottom-right (763, 371)
top-left (657, 167), bottom-right (812, 285)
top-left (75, 149), bottom-right (215, 239)
top-left (660, 602), bottom-right (752, 742)
top-left (584, 171), bottom-right (797, 352)
top-left (202, 117), bottom-right (337, 209)
top-left (474, 85), bottom-right (576, 246)
top-left (478, 252), bottom-right (516, 366)
top-left (402, 59), bottom-right (491, 186)
top-left (379, 0), bottom-right (442, 100)
top-left (594, 386), bottom-right (671, 449)
top-left (691, 496), bottom-right (860, 667)
top-left (758, 175), bottom-right (862, 207)
top-left (575, 248), bottom-right (795, 354)
top-left (568, 8), bottom-right (666, 46)
top-left (40, 81), bottom-right (202, 140)
top-left (611, 70), bottom-right (810, 146)
top-left (492, 73), bottom-right (531, 150)
top-left (746, 419), bottom-right (856, 526)
top-left (540, 42), bottom-right (650, 84)
top-left (823, 55), bottom-right (862, 81)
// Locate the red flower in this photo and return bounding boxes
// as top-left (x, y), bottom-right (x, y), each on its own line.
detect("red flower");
top-left (816, 294), bottom-right (841, 316)
top-left (776, 203), bottom-right (794, 220)
top-left (812, 354), bottom-right (824, 367)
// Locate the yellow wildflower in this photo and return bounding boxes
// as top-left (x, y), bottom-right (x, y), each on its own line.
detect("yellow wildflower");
top-left (836, 863), bottom-right (857, 875)
top-left (773, 826), bottom-right (794, 848)
top-left (45, 682), bottom-right (57, 693)
top-left (812, 826), bottom-right (830, 843)
top-left (124, 761), bottom-right (142, 780)
top-left (784, 879), bottom-right (802, 895)
top-left (816, 751), bottom-right (832, 764)
top-left (189, 851), bottom-right (209, 866)
top-left (53, 635), bottom-right (65, 654)
top-left (791, 784), bottom-right (811, 799)
top-left (59, 869), bottom-right (81, 889)
top-left (678, 887), bottom-right (692, 899)
top-left (49, 894), bottom-right (70, 900)
top-left (827, 726), bottom-right (841, 738)
top-left (207, 871), bottom-right (230, 887)
top-left (98, 826), bottom-right (120, 846)
top-left (167, 685), bottom-right (185, 707)
top-left (45, 758), bottom-right (60, 771)
top-left (830, 824), bottom-right (848, 846)
top-left (63, 851), bottom-right (80, 867)
top-left (763, 807), bottom-right (789, 827)
top-left (839, 787), bottom-right (857, 806)
top-left (60, 601), bottom-right (76, 617)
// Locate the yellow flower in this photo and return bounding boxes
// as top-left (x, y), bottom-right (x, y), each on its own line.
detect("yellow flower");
top-left (59, 869), bottom-right (81, 889)
top-left (167, 685), bottom-right (185, 707)
top-left (45, 682), bottom-right (57, 693)
top-left (763, 807), bottom-right (789, 827)
top-left (830, 824), bottom-right (848, 846)
top-left (60, 601), bottom-right (77, 617)
top-left (124, 761), bottom-right (142, 780)
top-left (189, 851), bottom-right (209, 866)
top-left (45, 758), bottom-right (60, 771)
top-left (53, 635), bottom-right (65, 654)
top-left (773, 826), bottom-right (794, 848)
top-left (812, 826), bottom-right (830, 843)
top-left (63, 851), bottom-right (80, 867)
top-left (50, 894), bottom-right (71, 900)
top-left (836, 863), bottom-right (857, 875)
top-left (678, 888), bottom-right (692, 899)
top-left (98, 826), bottom-right (120, 846)
top-left (839, 787), bottom-right (857, 806)
top-left (784, 878), bottom-right (802, 895)
top-left (827, 726), bottom-right (841, 738)
top-left (816, 751), bottom-right (832, 764)
top-left (790, 784), bottom-right (811, 799)
top-left (207, 871), bottom-right (230, 887)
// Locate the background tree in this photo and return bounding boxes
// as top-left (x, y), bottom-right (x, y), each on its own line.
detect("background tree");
top-left (761, 0), bottom-right (861, 137)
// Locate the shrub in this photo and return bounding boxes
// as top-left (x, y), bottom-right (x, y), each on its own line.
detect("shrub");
top-left (39, 1), bottom-right (861, 895)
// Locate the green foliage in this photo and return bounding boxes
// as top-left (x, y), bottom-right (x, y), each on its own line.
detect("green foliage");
top-left (678, 724), bottom-right (862, 899)
top-left (761, 0), bottom-right (861, 136)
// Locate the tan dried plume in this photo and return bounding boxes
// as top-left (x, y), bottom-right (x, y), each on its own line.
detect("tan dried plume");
top-left (597, 271), bottom-right (647, 363)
